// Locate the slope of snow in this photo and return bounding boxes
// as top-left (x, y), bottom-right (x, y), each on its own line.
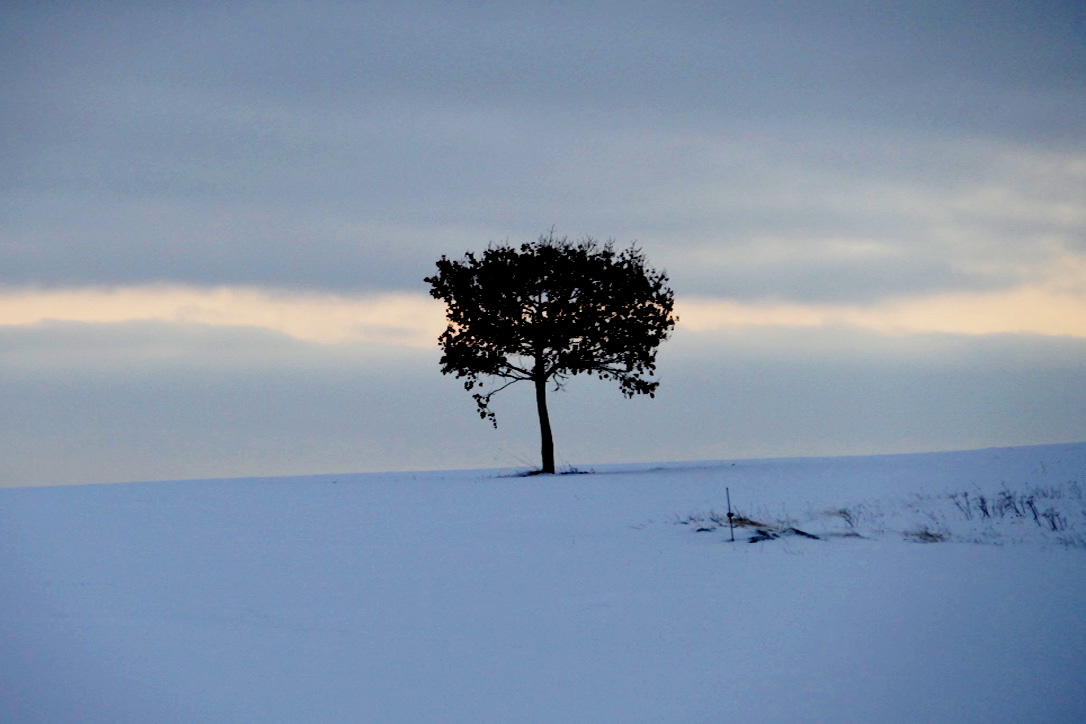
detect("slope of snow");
top-left (2, 443), bottom-right (1084, 722)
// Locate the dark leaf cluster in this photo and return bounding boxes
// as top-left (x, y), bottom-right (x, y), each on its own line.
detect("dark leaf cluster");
top-left (424, 232), bottom-right (678, 425)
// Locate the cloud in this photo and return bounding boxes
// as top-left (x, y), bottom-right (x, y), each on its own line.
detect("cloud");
top-left (4, 3), bottom-right (1083, 304)
top-left (5, 132), bottom-right (1082, 308)
top-left (679, 285), bottom-right (1086, 339)
top-left (3, 234), bottom-right (1083, 370)
top-left (657, 138), bottom-right (1086, 300)
top-left (4, 320), bottom-right (1084, 486)
top-left (2, 2), bottom-right (1084, 485)
top-left (0, 286), bottom-right (446, 347)
top-left (0, 323), bottom-right (455, 486)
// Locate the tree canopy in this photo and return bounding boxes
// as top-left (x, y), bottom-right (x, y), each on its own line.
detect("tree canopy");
top-left (425, 232), bottom-right (677, 473)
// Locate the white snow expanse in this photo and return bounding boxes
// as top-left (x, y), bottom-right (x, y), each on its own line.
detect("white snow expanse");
top-left (3, 443), bottom-right (1085, 722)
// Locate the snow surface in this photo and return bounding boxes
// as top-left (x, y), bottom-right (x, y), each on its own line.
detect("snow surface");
top-left (2, 443), bottom-right (1085, 722)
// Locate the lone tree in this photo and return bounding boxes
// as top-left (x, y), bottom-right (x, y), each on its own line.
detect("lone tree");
top-left (425, 232), bottom-right (677, 474)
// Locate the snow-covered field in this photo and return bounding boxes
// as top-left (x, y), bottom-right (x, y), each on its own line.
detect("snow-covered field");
top-left (3, 443), bottom-right (1085, 722)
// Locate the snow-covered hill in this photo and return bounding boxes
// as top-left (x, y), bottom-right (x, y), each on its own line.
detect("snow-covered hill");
top-left (3, 443), bottom-right (1084, 722)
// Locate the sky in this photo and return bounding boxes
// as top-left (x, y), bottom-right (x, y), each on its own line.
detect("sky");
top-left (2, 1), bottom-right (1085, 486)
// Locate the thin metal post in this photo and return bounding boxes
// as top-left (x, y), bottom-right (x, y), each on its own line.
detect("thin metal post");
top-left (726, 486), bottom-right (735, 542)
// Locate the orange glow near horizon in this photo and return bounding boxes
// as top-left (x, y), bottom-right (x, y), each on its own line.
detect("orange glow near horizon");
top-left (677, 286), bottom-right (1086, 338)
top-left (2, 280), bottom-right (1084, 346)
top-left (0, 286), bottom-right (448, 347)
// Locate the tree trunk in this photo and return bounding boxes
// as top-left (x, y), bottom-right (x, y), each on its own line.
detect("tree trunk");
top-left (533, 365), bottom-right (555, 474)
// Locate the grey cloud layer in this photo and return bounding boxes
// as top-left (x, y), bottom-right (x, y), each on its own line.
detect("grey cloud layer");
top-left (4, 319), bottom-right (1084, 486)
top-left (3, 2), bottom-right (1084, 302)
top-left (9, 2), bottom-right (1078, 133)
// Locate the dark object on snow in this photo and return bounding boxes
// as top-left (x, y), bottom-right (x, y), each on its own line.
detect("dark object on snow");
top-left (726, 486), bottom-right (735, 542)
top-left (748, 527), bottom-right (821, 543)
